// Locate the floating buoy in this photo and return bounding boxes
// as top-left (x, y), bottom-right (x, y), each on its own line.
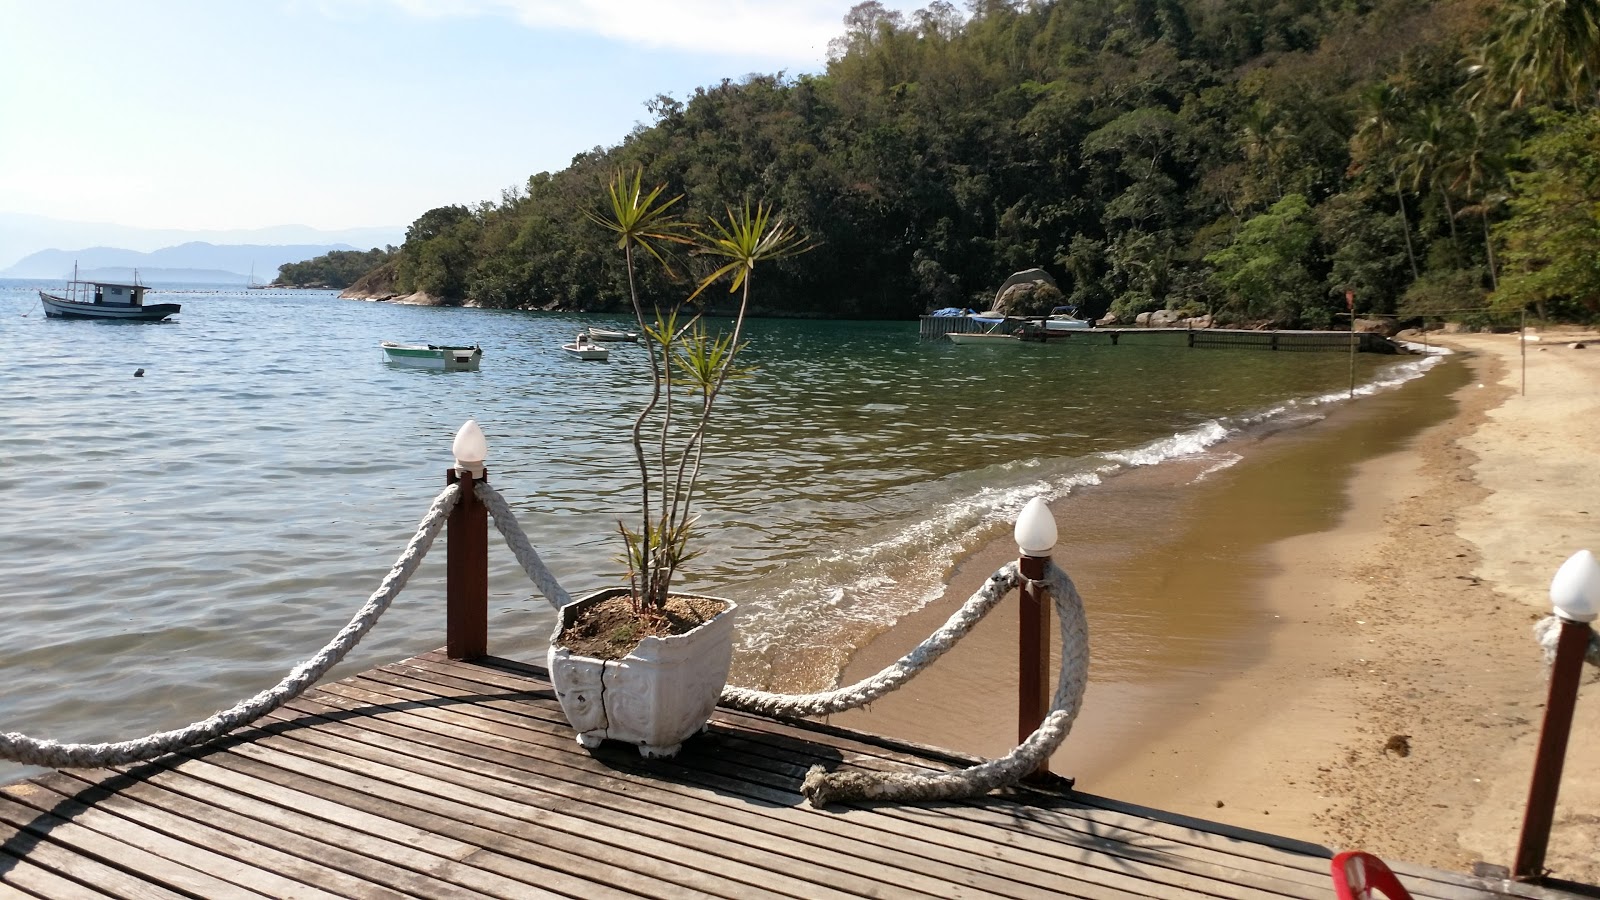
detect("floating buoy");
top-left (134, 368), bottom-right (145, 377)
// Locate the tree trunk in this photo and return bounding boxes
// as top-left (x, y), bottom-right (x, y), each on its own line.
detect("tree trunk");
top-left (1395, 180), bottom-right (1420, 279)
top-left (1482, 210), bottom-right (1499, 289)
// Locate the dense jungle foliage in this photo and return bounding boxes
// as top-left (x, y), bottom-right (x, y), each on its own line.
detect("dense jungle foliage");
top-left (275, 247), bottom-right (396, 288)
top-left (336, 0), bottom-right (1600, 326)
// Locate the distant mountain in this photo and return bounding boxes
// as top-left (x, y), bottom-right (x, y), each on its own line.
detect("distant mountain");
top-left (0, 212), bottom-right (403, 272)
top-left (2, 242), bottom-right (370, 280)
top-left (78, 267), bottom-right (257, 285)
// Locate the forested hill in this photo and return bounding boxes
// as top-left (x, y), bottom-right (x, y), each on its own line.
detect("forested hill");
top-left (365, 0), bottom-right (1596, 327)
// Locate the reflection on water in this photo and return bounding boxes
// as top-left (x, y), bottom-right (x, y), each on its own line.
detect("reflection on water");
top-left (0, 280), bottom-right (1433, 782)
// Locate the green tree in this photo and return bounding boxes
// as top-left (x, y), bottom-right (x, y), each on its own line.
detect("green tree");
top-left (1206, 193), bottom-right (1319, 325)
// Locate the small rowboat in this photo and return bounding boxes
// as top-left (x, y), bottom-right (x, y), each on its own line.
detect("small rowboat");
top-left (585, 327), bottom-right (639, 342)
top-left (561, 340), bottom-right (610, 361)
top-left (380, 341), bottom-right (483, 370)
top-left (946, 332), bottom-right (1021, 345)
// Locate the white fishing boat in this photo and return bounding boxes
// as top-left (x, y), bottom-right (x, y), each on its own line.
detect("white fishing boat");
top-left (584, 327), bottom-right (639, 342)
top-left (39, 271), bottom-right (179, 321)
top-left (380, 341), bottom-right (483, 370)
top-left (561, 333), bottom-right (610, 361)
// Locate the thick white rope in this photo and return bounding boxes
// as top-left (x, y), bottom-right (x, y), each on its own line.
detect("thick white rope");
top-left (721, 565), bottom-right (1026, 716)
top-left (477, 482), bottom-right (573, 609)
top-left (796, 563), bottom-right (1089, 806)
top-left (0, 483), bottom-right (460, 769)
top-left (1533, 615), bottom-right (1600, 669)
top-left (478, 505), bottom-right (1093, 803)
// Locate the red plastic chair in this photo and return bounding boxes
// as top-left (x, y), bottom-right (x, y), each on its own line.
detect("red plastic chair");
top-left (1331, 851), bottom-right (1414, 900)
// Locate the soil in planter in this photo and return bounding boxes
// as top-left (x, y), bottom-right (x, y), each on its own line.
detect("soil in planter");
top-left (559, 594), bottom-right (728, 661)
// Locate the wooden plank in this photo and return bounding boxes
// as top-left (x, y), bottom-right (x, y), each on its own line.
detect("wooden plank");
top-left (0, 788), bottom-right (274, 898)
top-left (219, 718), bottom-right (845, 900)
top-left (47, 769), bottom-right (498, 900)
top-left (182, 744), bottom-right (627, 900)
top-left (300, 675), bottom-right (1108, 900)
top-left (421, 656), bottom-right (1538, 900)
top-left (251, 700), bottom-right (965, 900)
top-left (3, 779), bottom-right (341, 899)
top-left (0, 848), bottom-right (114, 900)
top-left (381, 657), bottom-right (1322, 900)
top-left (361, 660), bottom-right (1157, 899)
top-left (0, 827), bottom-right (188, 900)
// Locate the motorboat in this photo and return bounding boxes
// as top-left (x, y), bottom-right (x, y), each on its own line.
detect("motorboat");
top-left (561, 333), bottom-right (610, 361)
top-left (380, 341), bottom-right (483, 370)
top-left (584, 327), bottom-right (639, 342)
top-left (39, 273), bottom-right (179, 321)
top-left (1043, 306), bottom-right (1093, 331)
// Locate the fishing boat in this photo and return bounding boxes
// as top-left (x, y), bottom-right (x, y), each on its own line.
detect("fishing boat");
top-left (584, 327), bottom-right (639, 342)
top-left (39, 272), bottom-right (180, 321)
top-left (561, 333), bottom-right (610, 361)
top-left (380, 341), bottom-right (483, 371)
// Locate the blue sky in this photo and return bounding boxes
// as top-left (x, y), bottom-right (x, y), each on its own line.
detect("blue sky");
top-left (0, 1), bottom-right (928, 233)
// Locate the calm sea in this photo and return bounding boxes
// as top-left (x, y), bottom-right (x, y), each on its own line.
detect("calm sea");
top-left (0, 279), bottom-right (1436, 781)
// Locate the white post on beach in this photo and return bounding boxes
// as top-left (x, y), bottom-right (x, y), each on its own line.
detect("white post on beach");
top-left (1345, 290), bottom-right (1356, 400)
top-left (1513, 549), bottom-right (1600, 881)
top-left (1015, 497), bottom-right (1057, 778)
top-left (1521, 307), bottom-right (1528, 397)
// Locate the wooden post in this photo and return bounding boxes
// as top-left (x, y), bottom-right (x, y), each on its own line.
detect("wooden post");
top-left (1521, 307), bottom-right (1528, 397)
top-left (446, 467), bottom-right (489, 660)
top-left (1513, 616), bottom-right (1594, 880)
top-left (1018, 551), bottom-right (1051, 776)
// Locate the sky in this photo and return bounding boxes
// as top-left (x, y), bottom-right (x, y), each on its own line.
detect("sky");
top-left (0, 0), bottom-right (930, 234)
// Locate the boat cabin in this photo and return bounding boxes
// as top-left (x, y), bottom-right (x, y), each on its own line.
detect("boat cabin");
top-left (90, 282), bottom-right (149, 306)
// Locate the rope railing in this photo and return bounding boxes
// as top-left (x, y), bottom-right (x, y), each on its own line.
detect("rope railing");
top-left (477, 480), bottom-right (1088, 805)
top-left (0, 482), bottom-right (461, 769)
top-left (5, 474), bottom-right (1081, 807)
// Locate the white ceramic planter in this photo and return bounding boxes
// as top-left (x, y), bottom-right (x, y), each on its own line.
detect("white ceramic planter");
top-left (547, 588), bottom-right (737, 758)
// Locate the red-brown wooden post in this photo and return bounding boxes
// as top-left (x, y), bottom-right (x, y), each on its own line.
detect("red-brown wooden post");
top-left (1015, 497), bottom-right (1058, 777)
top-left (447, 420), bottom-right (489, 661)
top-left (1514, 549), bottom-right (1600, 881)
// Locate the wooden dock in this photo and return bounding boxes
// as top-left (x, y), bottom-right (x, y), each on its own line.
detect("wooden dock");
top-left (919, 316), bottom-right (1401, 352)
top-left (0, 651), bottom-right (1586, 899)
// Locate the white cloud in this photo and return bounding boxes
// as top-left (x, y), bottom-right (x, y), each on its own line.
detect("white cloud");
top-left (376, 0), bottom-right (922, 65)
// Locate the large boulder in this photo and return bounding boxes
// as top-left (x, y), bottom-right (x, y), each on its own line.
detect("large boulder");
top-left (992, 268), bottom-right (1059, 313)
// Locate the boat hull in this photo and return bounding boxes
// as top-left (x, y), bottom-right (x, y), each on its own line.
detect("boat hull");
top-left (585, 328), bottom-right (638, 342)
top-left (39, 291), bottom-right (180, 321)
top-left (380, 342), bottom-right (483, 371)
top-left (561, 345), bottom-right (610, 360)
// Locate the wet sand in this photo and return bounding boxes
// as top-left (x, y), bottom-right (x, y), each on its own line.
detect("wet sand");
top-left (829, 331), bottom-right (1600, 883)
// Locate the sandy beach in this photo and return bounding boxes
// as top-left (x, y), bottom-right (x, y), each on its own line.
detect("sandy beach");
top-left (833, 330), bottom-right (1600, 883)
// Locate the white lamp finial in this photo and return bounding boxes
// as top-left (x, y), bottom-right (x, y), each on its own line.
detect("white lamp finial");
top-left (1014, 497), bottom-right (1057, 557)
top-left (1550, 549), bottom-right (1600, 623)
top-left (452, 419), bottom-right (487, 478)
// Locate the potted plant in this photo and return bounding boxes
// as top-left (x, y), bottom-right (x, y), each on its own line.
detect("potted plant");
top-left (547, 169), bottom-right (809, 757)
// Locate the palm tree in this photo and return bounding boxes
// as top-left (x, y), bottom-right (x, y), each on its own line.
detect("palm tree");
top-left (1355, 82), bottom-right (1421, 278)
top-left (1450, 111), bottom-right (1512, 288)
top-left (1468, 0), bottom-right (1600, 109)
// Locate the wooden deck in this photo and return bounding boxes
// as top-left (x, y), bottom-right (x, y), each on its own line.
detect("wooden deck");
top-left (0, 652), bottom-right (1588, 899)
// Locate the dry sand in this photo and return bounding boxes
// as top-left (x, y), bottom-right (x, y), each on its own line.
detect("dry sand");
top-left (832, 329), bottom-right (1600, 883)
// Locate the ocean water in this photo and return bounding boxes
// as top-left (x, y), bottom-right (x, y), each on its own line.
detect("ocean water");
top-left (0, 279), bottom-right (1439, 780)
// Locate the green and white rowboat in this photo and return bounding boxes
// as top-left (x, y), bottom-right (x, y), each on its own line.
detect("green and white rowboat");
top-left (380, 341), bottom-right (483, 371)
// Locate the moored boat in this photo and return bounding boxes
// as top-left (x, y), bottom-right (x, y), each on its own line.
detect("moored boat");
top-left (584, 327), bottom-right (639, 342)
top-left (562, 333), bottom-right (610, 361)
top-left (39, 276), bottom-right (179, 321)
top-left (380, 341), bottom-right (483, 370)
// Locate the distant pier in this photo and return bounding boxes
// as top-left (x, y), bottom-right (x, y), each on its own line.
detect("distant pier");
top-left (920, 316), bottom-right (1402, 353)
